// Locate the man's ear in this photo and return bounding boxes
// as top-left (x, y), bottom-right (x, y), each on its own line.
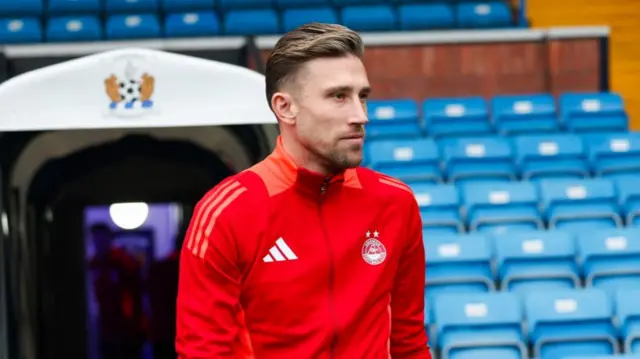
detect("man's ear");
top-left (271, 92), bottom-right (298, 126)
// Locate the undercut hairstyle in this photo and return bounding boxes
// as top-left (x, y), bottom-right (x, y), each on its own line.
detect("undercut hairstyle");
top-left (265, 22), bottom-right (365, 107)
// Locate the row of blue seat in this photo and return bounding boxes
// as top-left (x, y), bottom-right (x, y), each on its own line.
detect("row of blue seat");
top-left (366, 93), bottom-right (627, 139)
top-left (366, 132), bottom-right (640, 185)
top-left (0, 0), bottom-right (512, 15)
top-left (0, 2), bottom-right (513, 43)
top-left (424, 228), bottom-right (640, 300)
top-left (412, 177), bottom-right (640, 234)
top-left (423, 288), bottom-right (639, 359)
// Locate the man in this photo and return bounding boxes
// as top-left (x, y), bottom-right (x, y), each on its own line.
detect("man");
top-left (88, 223), bottom-right (145, 359)
top-left (176, 23), bottom-right (430, 358)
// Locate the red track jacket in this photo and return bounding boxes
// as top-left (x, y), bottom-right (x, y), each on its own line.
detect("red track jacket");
top-left (176, 137), bottom-right (431, 359)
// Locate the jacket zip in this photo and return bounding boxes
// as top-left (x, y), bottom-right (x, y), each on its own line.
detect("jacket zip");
top-left (319, 177), bottom-right (338, 358)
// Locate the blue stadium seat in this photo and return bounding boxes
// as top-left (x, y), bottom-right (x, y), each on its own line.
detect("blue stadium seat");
top-left (282, 8), bottom-right (338, 33)
top-left (334, 0), bottom-right (385, 6)
top-left (413, 184), bottom-right (464, 234)
top-left (105, 0), bottom-right (158, 13)
top-left (566, 355), bottom-right (640, 359)
top-left (366, 99), bottom-right (422, 139)
top-left (615, 177), bottom-right (640, 226)
top-left (161, 0), bottom-right (214, 12)
top-left (462, 181), bottom-right (542, 234)
top-left (368, 138), bottom-right (441, 185)
top-left (0, 18), bottom-right (42, 44)
top-left (615, 289), bottom-right (640, 354)
top-left (276, 0), bottom-right (329, 8)
top-left (433, 292), bottom-right (526, 359)
top-left (491, 94), bottom-right (559, 135)
top-left (495, 230), bottom-right (579, 295)
top-left (539, 178), bottom-right (622, 231)
top-left (456, 1), bottom-right (513, 29)
top-left (106, 14), bottom-right (161, 39)
top-left (219, 0), bottom-right (272, 10)
top-left (525, 288), bottom-right (618, 359)
top-left (441, 137), bottom-right (516, 184)
top-left (48, 0), bottom-right (100, 15)
top-left (559, 92), bottom-right (628, 133)
top-left (513, 134), bottom-right (589, 182)
top-left (581, 132), bottom-right (630, 148)
top-left (224, 9), bottom-right (279, 35)
top-left (424, 233), bottom-right (494, 301)
top-left (577, 228), bottom-right (640, 293)
top-left (398, 3), bottom-right (455, 30)
top-left (46, 16), bottom-right (102, 42)
top-left (589, 132), bottom-right (640, 180)
top-left (341, 5), bottom-right (396, 32)
top-left (424, 299), bottom-right (432, 344)
top-left (0, 0), bottom-right (43, 17)
top-left (423, 97), bottom-right (492, 138)
top-left (165, 12), bottom-right (220, 37)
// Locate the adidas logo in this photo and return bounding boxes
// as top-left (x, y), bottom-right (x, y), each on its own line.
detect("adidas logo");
top-left (263, 238), bottom-right (298, 262)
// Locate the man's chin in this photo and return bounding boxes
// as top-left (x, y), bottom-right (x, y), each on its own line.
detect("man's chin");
top-left (341, 154), bottom-right (364, 169)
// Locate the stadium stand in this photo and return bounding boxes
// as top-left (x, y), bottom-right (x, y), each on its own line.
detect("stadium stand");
top-left (366, 99), bottom-right (423, 139)
top-left (46, 16), bottom-right (102, 42)
top-left (461, 181), bottom-right (542, 233)
top-left (494, 229), bottom-right (580, 295)
top-left (539, 178), bottom-right (621, 231)
top-left (359, 87), bottom-right (638, 359)
top-left (423, 97), bottom-right (492, 138)
top-left (526, 289), bottom-right (618, 359)
top-left (164, 12), bottom-right (221, 37)
top-left (577, 228), bottom-right (640, 293)
top-left (616, 177), bottom-right (640, 226)
top-left (616, 289), bottom-right (640, 354)
top-left (513, 133), bottom-right (590, 181)
top-left (0, 1), bottom-right (632, 358)
top-left (441, 137), bottom-right (516, 184)
top-left (368, 138), bottom-right (441, 185)
top-left (412, 183), bottom-right (463, 234)
top-left (424, 233), bottom-right (495, 301)
top-left (433, 291), bottom-right (526, 359)
top-left (491, 94), bottom-right (559, 135)
top-left (106, 14), bottom-right (162, 39)
top-left (589, 132), bottom-right (640, 180)
top-left (0, 0), bottom-right (521, 43)
top-left (559, 92), bottom-right (628, 133)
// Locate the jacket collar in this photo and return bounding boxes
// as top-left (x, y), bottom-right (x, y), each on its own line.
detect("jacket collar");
top-left (254, 136), bottom-right (361, 199)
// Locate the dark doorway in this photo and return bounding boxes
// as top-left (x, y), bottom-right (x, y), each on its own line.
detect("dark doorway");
top-left (26, 134), bottom-right (232, 359)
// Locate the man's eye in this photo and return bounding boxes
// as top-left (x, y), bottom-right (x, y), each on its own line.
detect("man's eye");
top-left (334, 93), bottom-right (346, 100)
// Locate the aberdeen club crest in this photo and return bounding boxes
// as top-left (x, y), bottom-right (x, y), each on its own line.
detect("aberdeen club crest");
top-left (362, 230), bottom-right (386, 266)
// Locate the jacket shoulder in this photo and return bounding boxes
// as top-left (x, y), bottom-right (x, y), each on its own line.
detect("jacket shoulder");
top-left (355, 167), bottom-right (416, 203)
top-left (194, 171), bottom-right (269, 223)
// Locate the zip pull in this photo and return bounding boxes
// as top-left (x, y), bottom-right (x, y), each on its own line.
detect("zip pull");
top-left (320, 177), bottom-right (330, 196)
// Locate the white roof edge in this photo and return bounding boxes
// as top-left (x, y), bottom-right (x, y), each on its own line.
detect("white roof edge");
top-left (546, 26), bottom-right (610, 39)
top-left (255, 26), bottom-right (611, 50)
top-left (2, 36), bottom-right (247, 58)
top-left (0, 26), bottom-right (610, 58)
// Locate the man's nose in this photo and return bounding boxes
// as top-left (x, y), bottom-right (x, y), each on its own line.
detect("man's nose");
top-left (349, 101), bottom-right (369, 125)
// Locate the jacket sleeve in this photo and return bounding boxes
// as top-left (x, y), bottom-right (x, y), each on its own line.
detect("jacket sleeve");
top-left (389, 195), bottom-right (432, 359)
top-left (175, 179), bottom-right (251, 358)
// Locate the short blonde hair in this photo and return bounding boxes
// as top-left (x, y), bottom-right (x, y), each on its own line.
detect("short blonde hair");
top-left (265, 23), bottom-right (364, 106)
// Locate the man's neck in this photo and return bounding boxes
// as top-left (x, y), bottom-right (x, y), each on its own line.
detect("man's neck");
top-left (280, 135), bottom-right (334, 177)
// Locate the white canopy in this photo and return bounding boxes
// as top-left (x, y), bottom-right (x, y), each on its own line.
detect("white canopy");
top-left (0, 47), bottom-right (277, 131)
